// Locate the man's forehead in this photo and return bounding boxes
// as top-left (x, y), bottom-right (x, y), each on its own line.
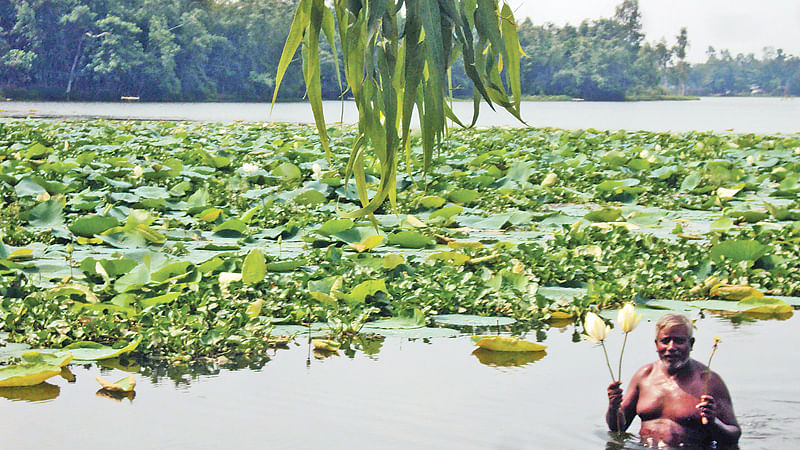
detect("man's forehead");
top-left (657, 324), bottom-right (691, 337)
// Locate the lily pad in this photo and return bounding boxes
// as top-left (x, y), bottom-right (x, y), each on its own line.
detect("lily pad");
top-left (0, 363), bottom-right (61, 387)
top-left (474, 336), bottom-right (546, 352)
top-left (63, 336), bottom-right (142, 361)
top-left (96, 375), bottom-right (136, 392)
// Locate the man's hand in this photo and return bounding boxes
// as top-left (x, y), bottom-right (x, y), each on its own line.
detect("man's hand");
top-left (696, 394), bottom-right (716, 425)
top-left (608, 381), bottom-right (623, 409)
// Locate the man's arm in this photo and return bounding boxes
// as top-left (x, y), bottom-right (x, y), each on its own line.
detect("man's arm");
top-left (697, 371), bottom-right (740, 444)
top-left (606, 368), bottom-right (642, 432)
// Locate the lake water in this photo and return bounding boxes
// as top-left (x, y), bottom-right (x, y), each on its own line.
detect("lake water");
top-left (2, 97), bottom-right (799, 134)
top-left (2, 98), bottom-right (799, 448)
top-left (2, 313), bottom-right (797, 449)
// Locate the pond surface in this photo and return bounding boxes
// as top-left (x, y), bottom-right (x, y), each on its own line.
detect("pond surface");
top-left (2, 97), bottom-right (799, 134)
top-left (2, 313), bottom-right (797, 449)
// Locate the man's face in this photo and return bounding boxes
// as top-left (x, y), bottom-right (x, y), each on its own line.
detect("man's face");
top-left (655, 324), bottom-right (694, 373)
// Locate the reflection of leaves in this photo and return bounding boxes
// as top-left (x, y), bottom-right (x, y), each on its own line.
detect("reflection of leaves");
top-left (96, 389), bottom-right (135, 403)
top-left (0, 382), bottom-right (60, 402)
top-left (474, 336), bottom-right (546, 352)
top-left (472, 348), bottom-right (546, 367)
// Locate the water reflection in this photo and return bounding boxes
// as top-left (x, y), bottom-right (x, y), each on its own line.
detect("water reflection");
top-left (471, 348), bottom-right (547, 367)
top-left (0, 382), bottom-right (60, 402)
top-left (96, 389), bottom-right (135, 403)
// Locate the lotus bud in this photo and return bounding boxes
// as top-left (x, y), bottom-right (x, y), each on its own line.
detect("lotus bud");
top-left (617, 303), bottom-right (642, 333)
top-left (311, 162), bottom-right (322, 180)
top-left (746, 155), bottom-right (755, 165)
top-left (36, 192), bottom-right (51, 202)
top-left (583, 312), bottom-right (610, 343)
top-left (132, 165), bottom-right (143, 178)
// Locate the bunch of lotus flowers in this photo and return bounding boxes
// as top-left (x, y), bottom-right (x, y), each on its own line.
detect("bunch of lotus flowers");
top-left (584, 303), bottom-right (642, 382)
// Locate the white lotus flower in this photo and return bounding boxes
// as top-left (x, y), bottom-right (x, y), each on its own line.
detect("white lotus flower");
top-left (132, 165), bottom-right (143, 178)
top-left (584, 312), bottom-right (610, 343)
top-left (617, 303), bottom-right (642, 333)
top-left (241, 162), bottom-right (258, 174)
top-left (36, 192), bottom-right (51, 202)
top-left (311, 162), bottom-right (322, 180)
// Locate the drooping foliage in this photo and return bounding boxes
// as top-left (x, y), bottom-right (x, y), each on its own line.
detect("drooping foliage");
top-left (273, 0), bottom-right (524, 217)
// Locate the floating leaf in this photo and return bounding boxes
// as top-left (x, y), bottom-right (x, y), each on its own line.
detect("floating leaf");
top-left (312, 339), bottom-right (340, 352)
top-left (474, 336), bottom-right (546, 352)
top-left (0, 363), bottom-right (61, 387)
top-left (383, 254), bottom-right (404, 270)
top-left (349, 235), bottom-right (384, 253)
top-left (418, 195), bottom-right (446, 209)
top-left (20, 351), bottom-right (73, 367)
top-left (709, 284), bottom-right (763, 300)
top-left (28, 200), bottom-right (64, 228)
top-left (63, 336), bottom-right (142, 361)
top-left (584, 207), bottom-right (622, 222)
top-left (69, 215), bottom-right (120, 237)
top-left (710, 216), bottom-right (734, 232)
top-left (427, 251), bottom-right (471, 266)
top-left (317, 218), bottom-right (354, 236)
top-left (387, 230), bottom-right (434, 248)
top-left (96, 375), bottom-right (136, 392)
top-left (739, 296), bottom-right (793, 316)
top-left (449, 188), bottom-right (479, 204)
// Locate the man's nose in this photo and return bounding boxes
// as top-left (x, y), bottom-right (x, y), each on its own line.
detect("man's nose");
top-left (666, 340), bottom-right (676, 350)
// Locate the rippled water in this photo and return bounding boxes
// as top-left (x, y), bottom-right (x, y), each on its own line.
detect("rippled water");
top-left (2, 97), bottom-right (799, 134)
top-left (1, 314), bottom-right (797, 449)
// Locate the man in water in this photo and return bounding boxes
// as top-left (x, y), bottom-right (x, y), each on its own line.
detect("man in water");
top-left (606, 313), bottom-right (740, 447)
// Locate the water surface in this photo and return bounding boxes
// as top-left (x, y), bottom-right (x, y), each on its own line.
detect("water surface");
top-left (2, 97), bottom-right (799, 134)
top-left (2, 314), bottom-right (797, 449)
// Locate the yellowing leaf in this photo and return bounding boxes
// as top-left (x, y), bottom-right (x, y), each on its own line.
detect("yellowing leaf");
top-left (447, 241), bottom-right (484, 250)
top-left (475, 336), bottom-right (546, 352)
top-left (312, 339), bottom-right (340, 352)
top-left (96, 375), bottom-right (136, 392)
top-left (709, 284), bottom-right (764, 300)
top-left (246, 299), bottom-right (263, 319)
top-left (197, 208), bottom-right (223, 222)
top-left (8, 248), bottom-right (34, 261)
top-left (0, 363), bottom-right (61, 387)
top-left (383, 254), bottom-right (405, 270)
top-left (349, 235), bottom-right (384, 253)
top-left (405, 215), bottom-right (426, 228)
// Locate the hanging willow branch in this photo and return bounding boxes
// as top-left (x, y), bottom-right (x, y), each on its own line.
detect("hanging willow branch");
top-left (273, 0), bottom-right (524, 218)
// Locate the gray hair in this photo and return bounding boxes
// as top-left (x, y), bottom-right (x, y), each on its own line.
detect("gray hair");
top-left (655, 313), bottom-right (694, 338)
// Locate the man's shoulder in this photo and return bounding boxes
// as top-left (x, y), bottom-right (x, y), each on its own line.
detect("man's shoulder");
top-left (632, 362), bottom-right (658, 380)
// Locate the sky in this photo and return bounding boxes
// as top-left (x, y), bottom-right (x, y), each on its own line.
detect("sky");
top-left (505, 0), bottom-right (800, 62)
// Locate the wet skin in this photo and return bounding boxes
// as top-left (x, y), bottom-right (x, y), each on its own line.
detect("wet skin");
top-left (606, 325), bottom-right (741, 447)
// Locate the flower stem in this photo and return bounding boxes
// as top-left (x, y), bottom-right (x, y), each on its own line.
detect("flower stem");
top-left (618, 332), bottom-right (629, 382)
top-left (702, 339), bottom-right (720, 425)
top-left (600, 341), bottom-right (617, 382)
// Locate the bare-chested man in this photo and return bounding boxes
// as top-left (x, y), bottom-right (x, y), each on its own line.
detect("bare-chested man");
top-left (606, 313), bottom-right (741, 447)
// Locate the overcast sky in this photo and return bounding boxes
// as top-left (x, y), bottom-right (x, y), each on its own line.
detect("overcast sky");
top-left (506, 0), bottom-right (800, 62)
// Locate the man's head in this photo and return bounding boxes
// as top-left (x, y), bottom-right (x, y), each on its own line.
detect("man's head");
top-left (654, 314), bottom-right (694, 373)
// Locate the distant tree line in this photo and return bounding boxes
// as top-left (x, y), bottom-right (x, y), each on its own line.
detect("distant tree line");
top-left (1, 0), bottom-right (798, 101)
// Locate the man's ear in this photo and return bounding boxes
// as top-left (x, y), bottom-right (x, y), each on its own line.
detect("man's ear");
top-left (690, 337), bottom-right (695, 348)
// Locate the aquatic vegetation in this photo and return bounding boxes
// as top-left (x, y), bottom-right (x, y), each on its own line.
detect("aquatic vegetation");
top-left (0, 119), bottom-right (798, 366)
